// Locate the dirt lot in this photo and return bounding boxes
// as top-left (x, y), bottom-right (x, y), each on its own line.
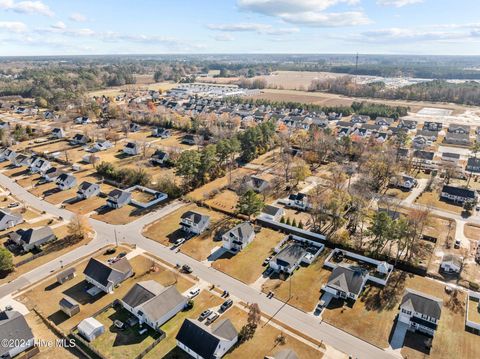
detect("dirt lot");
top-left (212, 228), bottom-right (285, 284)
top-left (66, 196), bottom-right (106, 215)
top-left (262, 252), bottom-right (332, 312)
top-left (18, 254), bottom-right (194, 333)
top-left (91, 204), bottom-right (143, 225)
top-left (465, 224), bottom-right (480, 241)
top-left (204, 190), bottom-right (239, 214)
top-left (322, 271), bottom-right (480, 359)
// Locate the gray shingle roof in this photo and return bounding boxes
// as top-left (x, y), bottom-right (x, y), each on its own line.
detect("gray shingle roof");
top-left (327, 265), bottom-right (368, 296)
top-left (400, 289), bottom-right (442, 320)
top-left (0, 310), bottom-right (34, 357)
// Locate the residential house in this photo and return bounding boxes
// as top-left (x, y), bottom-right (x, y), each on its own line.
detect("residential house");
top-left (441, 152), bottom-right (461, 164)
top-left (9, 226), bottom-right (56, 252)
top-left (412, 136), bottom-right (430, 149)
top-left (44, 110), bottom-right (55, 120)
top-left (423, 122), bottom-right (443, 132)
top-left (322, 265), bottom-right (368, 302)
top-left (444, 132), bottom-right (471, 147)
top-left (70, 133), bottom-right (89, 145)
top-left (391, 174), bottom-right (417, 190)
top-left (0, 121), bottom-right (8, 130)
top-left (398, 289), bottom-right (442, 337)
top-left (440, 185), bottom-right (477, 204)
top-left (29, 157), bottom-right (51, 174)
top-left (123, 142), bottom-right (139, 156)
top-left (466, 157), bottom-right (480, 174)
top-left (129, 122), bottom-right (141, 132)
top-left (269, 243), bottom-right (307, 275)
top-left (287, 193), bottom-right (310, 211)
top-left (56, 173), bottom-right (77, 191)
top-left (77, 317), bottom-right (104, 342)
top-left (0, 209), bottom-right (22, 230)
top-left (351, 115), bottom-right (369, 124)
top-left (448, 124), bottom-right (470, 134)
top-left (40, 167), bottom-right (62, 183)
top-left (176, 318), bottom-right (238, 359)
top-left (0, 310), bottom-right (34, 359)
top-left (106, 189), bottom-right (131, 209)
top-left (152, 127), bottom-right (171, 138)
top-left (375, 117), bottom-right (394, 126)
top-left (0, 148), bottom-right (17, 162)
top-left (413, 150), bottom-right (436, 170)
top-left (56, 267), bottom-right (76, 284)
top-left (398, 119), bottom-right (417, 130)
top-left (247, 175), bottom-right (270, 194)
top-left (12, 154), bottom-right (32, 168)
top-left (180, 211), bottom-right (210, 235)
top-left (259, 205), bottom-right (284, 222)
top-left (90, 140), bottom-right (113, 152)
top-left (222, 222), bottom-right (255, 253)
top-left (151, 150), bottom-right (169, 165)
top-left (74, 116), bottom-right (90, 125)
top-left (440, 254), bottom-right (463, 274)
top-left (51, 127), bottom-right (65, 139)
top-left (121, 281), bottom-right (187, 330)
top-left (416, 130), bottom-right (438, 142)
top-left (59, 296), bottom-right (80, 317)
top-left (83, 257), bottom-right (133, 293)
top-left (77, 182), bottom-right (100, 199)
top-left (182, 134), bottom-right (200, 145)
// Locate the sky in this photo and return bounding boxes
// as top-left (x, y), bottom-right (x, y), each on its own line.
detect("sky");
top-left (0, 0), bottom-right (479, 56)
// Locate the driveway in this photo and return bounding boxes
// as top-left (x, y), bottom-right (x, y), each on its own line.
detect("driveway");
top-left (390, 321), bottom-right (409, 350)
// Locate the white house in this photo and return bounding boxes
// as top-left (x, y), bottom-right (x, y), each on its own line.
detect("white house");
top-left (70, 133), bottom-right (89, 145)
top-left (123, 142), bottom-right (140, 156)
top-left (440, 254), bottom-right (463, 274)
top-left (398, 289), bottom-right (442, 337)
top-left (106, 189), bottom-right (131, 209)
top-left (77, 317), bottom-right (104, 342)
top-left (51, 127), bottom-right (65, 139)
top-left (222, 222), bottom-right (255, 253)
top-left (41, 167), bottom-right (62, 182)
top-left (151, 150), bottom-right (169, 166)
top-left (77, 182), bottom-right (100, 199)
top-left (0, 209), bottom-right (23, 230)
top-left (176, 318), bottom-right (238, 359)
top-left (121, 281), bottom-right (187, 330)
top-left (259, 205), bottom-right (284, 222)
top-left (74, 116), bottom-right (90, 125)
top-left (9, 226), bottom-right (56, 252)
top-left (180, 211), bottom-right (210, 235)
top-left (287, 193), bottom-right (310, 211)
top-left (29, 157), bottom-right (51, 174)
top-left (391, 175), bottom-right (418, 191)
top-left (0, 310), bottom-right (34, 359)
top-left (83, 257), bottom-right (133, 293)
top-left (90, 140), bottom-right (113, 152)
top-left (441, 185), bottom-right (477, 205)
top-left (322, 265), bottom-right (369, 302)
top-left (56, 173), bottom-right (77, 191)
top-left (269, 243), bottom-right (307, 275)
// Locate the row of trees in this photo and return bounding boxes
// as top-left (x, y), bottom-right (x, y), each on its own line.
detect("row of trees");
top-left (96, 162), bottom-right (151, 187)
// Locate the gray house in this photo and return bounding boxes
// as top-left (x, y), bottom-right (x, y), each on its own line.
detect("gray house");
top-left (51, 127), bottom-right (65, 139)
top-left (180, 211), bottom-right (210, 235)
top-left (121, 281), bottom-right (187, 330)
top-left (222, 222), bottom-right (255, 253)
top-left (106, 189), bottom-right (132, 208)
top-left (70, 133), bottom-right (89, 145)
top-left (269, 243), bottom-right (306, 275)
top-left (83, 257), bottom-right (133, 293)
top-left (9, 226), bottom-right (56, 252)
top-left (151, 150), bottom-right (169, 165)
top-left (322, 265), bottom-right (369, 302)
top-left (42, 167), bottom-right (62, 182)
top-left (12, 154), bottom-right (32, 168)
top-left (56, 267), bottom-right (76, 284)
top-left (0, 209), bottom-right (23, 230)
top-left (0, 310), bottom-right (34, 359)
top-left (398, 289), bottom-right (442, 337)
top-left (77, 182), bottom-right (100, 199)
top-left (56, 173), bottom-right (77, 191)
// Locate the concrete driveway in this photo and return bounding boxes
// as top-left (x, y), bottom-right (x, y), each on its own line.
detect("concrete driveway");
top-left (390, 321), bottom-right (409, 350)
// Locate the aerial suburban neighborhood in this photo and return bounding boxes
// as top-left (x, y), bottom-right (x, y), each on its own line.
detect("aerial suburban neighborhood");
top-left (0, 1), bottom-right (480, 359)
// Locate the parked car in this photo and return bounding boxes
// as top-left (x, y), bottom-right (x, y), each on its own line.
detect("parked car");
top-left (205, 311), bottom-right (219, 325)
top-left (118, 251), bottom-right (127, 258)
top-left (454, 239), bottom-right (461, 249)
top-left (188, 288), bottom-right (200, 299)
top-left (8, 202), bottom-right (19, 208)
top-left (220, 299), bottom-right (233, 312)
top-left (138, 327), bottom-right (148, 335)
top-left (104, 248), bottom-right (116, 255)
top-left (262, 256), bottom-right (272, 266)
top-left (174, 238), bottom-right (186, 247)
top-left (264, 267), bottom-right (274, 277)
top-left (114, 320), bottom-right (125, 330)
top-left (199, 309), bottom-right (212, 321)
top-left (182, 264), bottom-right (193, 273)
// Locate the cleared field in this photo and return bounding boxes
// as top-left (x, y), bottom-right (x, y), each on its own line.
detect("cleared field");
top-left (65, 196), bottom-right (105, 215)
top-left (91, 204), bottom-right (143, 225)
top-left (212, 228), bottom-right (285, 284)
top-left (465, 224), bottom-right (480, 241)
top-left (204, 190), bottom-right (239, 214)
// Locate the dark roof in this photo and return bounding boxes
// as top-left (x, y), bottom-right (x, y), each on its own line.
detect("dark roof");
top-left (327, 265), bottom-right (368, 296)
top-left (441, 185), bottom-right (476, 199)
top-left (122, 280), bottom-right (163, 308)
top-left (262, 205), bottom-right (283, 216)
top-left (181, 211), bottom-right (209, 224)
top-left (224, 222), bottom-right (254, 242)
top-left (9, 226), bottom-right (55, 245)
top-left (0, 310), bottom-right (34, 357)
top-left (288, 193), bottom-right (307, 201)
top-left (78, 181), bottom-right (97, 191)
top-left (57, 267), bottom-right (76, 280)
top-left (401, 289), bottom-right (442, 320)
top-left (176, 318), bottom-right (237, 359)
top-left (83, 257), bottom-right (132, 286)
top-left (59, 296), bottom-right (79, 309)
top-left (413, 150), bottom-right (435, 161)
top-left (274, 243), bottom-right (306, 268)
top-left (467, 157), bottom-right (480, 173)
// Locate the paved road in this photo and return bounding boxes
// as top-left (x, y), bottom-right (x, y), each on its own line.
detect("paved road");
top-left (0, 173), bottom-right (397, 359)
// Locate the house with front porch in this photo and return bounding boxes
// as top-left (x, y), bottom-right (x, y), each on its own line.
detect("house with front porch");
top-left (398, 289), bottom-right (442, 337)
top-left (222, 222), bottom-right (255, 253)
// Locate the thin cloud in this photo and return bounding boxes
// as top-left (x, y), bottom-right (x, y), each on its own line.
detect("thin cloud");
top-left (0, 0), bottom-right (54, 17)
top-left (69, 12), bottom-right (87, 22)
top-left (0, 20), bottom-right (27, 32)
top-left (207, 23), bottom-right (299, 34)
top-left (377, 0), bottom-right (423, 7)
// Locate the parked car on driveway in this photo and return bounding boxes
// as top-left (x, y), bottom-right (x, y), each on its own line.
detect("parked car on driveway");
top-left (220, 299), bottom-right (233, 312)
top-left (181, 264), bottom-right (193, 273)
top-left (205, 311), bottom-right (219, 325)
top-left (199, 309), bottom-right (212, 321)
top-left (187, 288), bottom-right (200, 299)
